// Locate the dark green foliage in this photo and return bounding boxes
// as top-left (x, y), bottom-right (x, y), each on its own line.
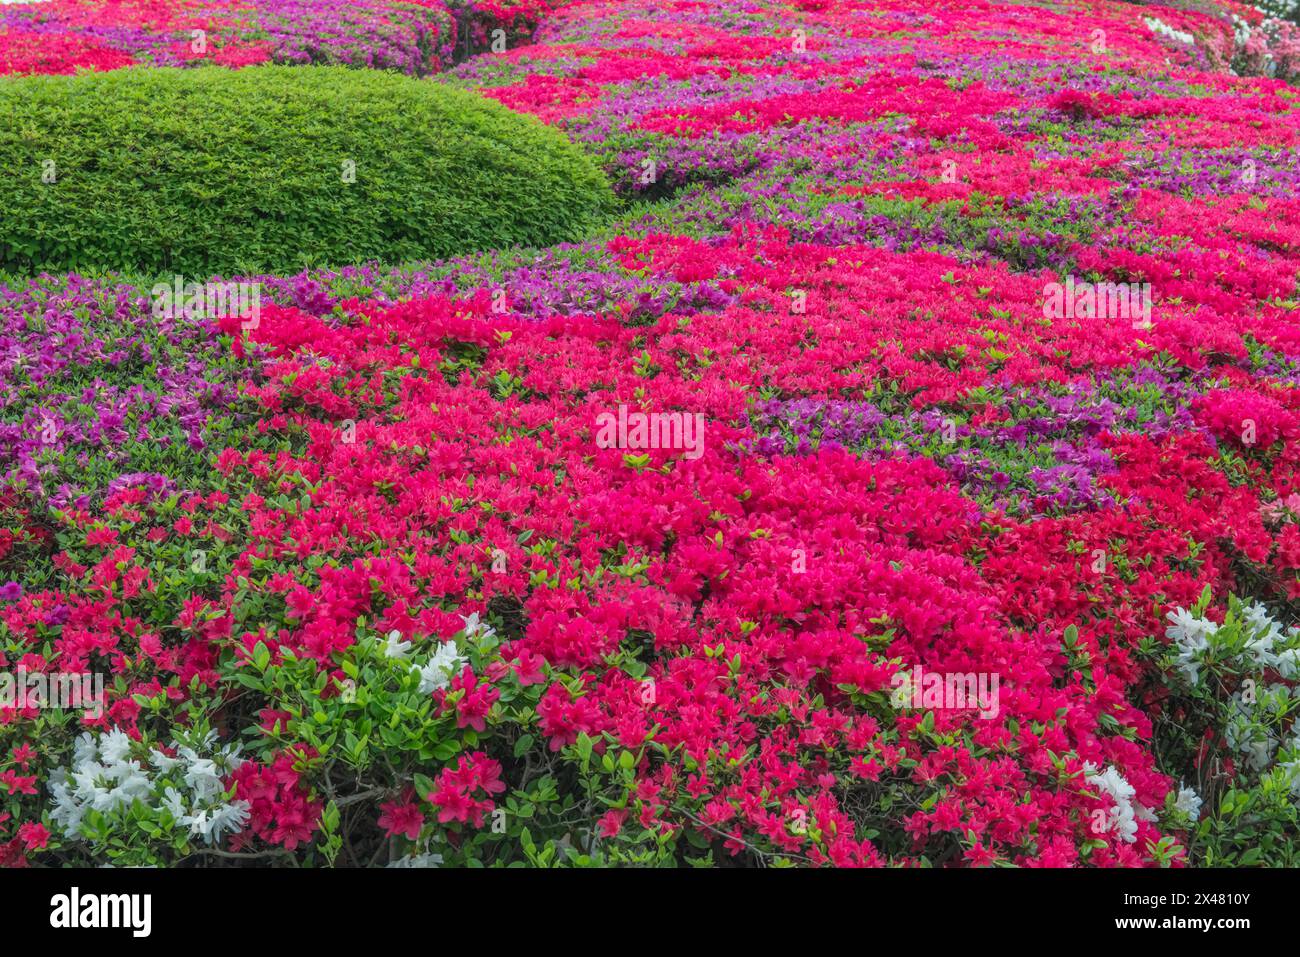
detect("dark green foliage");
top-left (0, 65), bottom-right (614, 275)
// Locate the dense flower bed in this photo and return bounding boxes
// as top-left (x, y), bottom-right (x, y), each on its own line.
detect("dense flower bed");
top-left (0, 0), bottom-right (555, 75)
top-left (2, 0), bottom-right (1300, 867)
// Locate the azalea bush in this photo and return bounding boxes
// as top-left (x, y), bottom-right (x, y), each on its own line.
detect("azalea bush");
top-left (3, 0), bottom-right (1300, 868)
top-left (1139, 592), bottom-right (1300, 865)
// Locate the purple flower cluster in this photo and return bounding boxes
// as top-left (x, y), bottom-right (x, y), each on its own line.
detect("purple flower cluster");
top-left (743, 367), bottom-right (1214, 516)
top-left (0, 275), bottom-right (252, 508)
top-left (250, 243), bottom-right (740, 322)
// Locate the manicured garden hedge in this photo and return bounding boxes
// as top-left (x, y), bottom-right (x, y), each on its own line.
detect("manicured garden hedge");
top-left (0, 64), bottom-right (613, 274)
top-left (7, 0), bottom-right (1300, 872)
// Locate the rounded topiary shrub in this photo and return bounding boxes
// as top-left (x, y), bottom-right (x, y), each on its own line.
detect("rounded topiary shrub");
top-left (0, 65), bottom-right (614, 275)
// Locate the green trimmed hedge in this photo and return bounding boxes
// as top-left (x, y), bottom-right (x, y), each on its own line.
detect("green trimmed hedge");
top-left (0, 65), bottom-right (614, 274)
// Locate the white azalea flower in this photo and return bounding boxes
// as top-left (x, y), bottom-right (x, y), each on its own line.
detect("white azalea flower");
top-left (150, 749), bottom-right (181, 772)
top-left (73, 732), bottom-right (99, 766)
top-left (183, 758), bottom-right (225, 801)
top-left (416, 639), bottom-right (466, 694)
top-left (1174, 785), bottom-right (1202, 822)
top-left (384, 629), bottom-right (413, 659)
top-left (1086, 764), bottom-right (1141, 844)
top-left (207, 801), bottom-right (251, 845)
top-left (185, 809), bottom-right (210, 840)
top-left (158, 786), bottom-right (187, 820)
top-left (1166, 607), bottom-right (1217, 685)
top-left (460, 612), bottom-right (495, 641)
top-left (99, 728), bottom-right (134, 765)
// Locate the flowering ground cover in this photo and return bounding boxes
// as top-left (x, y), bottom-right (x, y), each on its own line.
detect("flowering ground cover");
top-left (2, 0), bottom-right (1300, 869)
top-left (0, 0), bottom-right (551, 75)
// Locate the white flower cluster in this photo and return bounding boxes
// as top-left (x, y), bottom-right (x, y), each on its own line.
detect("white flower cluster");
top-left (1167, 600), bottom-right (1300, 800)
top-left (1174, 785), bottom-right (1203, 823)
top-left (1144, 16), bottom-right (1196, 47)
top-left (1233, 13), bottom-right (1255, 47)
top-left (1165, 602), bottom-right (1300, 686)
top-left (418, 639), bottom-right (467, 694)
top-left (1239, 603), bottom-right (1300, 678)
top-left (381, 614), bottom-right (485, 694)
top-left (1146, 6), bottom-right (1299, 80)
top-left (1229, 12), bottom-right (1297, 78)
top-left (1083, 763), bottom-right (1203, 839)
top-left (49, 728), bottom-right (250, 846)
top-left (1165, 606), bottom-right (1218, 685)
top-left (1084, 763), bottom-right (1157, 844)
